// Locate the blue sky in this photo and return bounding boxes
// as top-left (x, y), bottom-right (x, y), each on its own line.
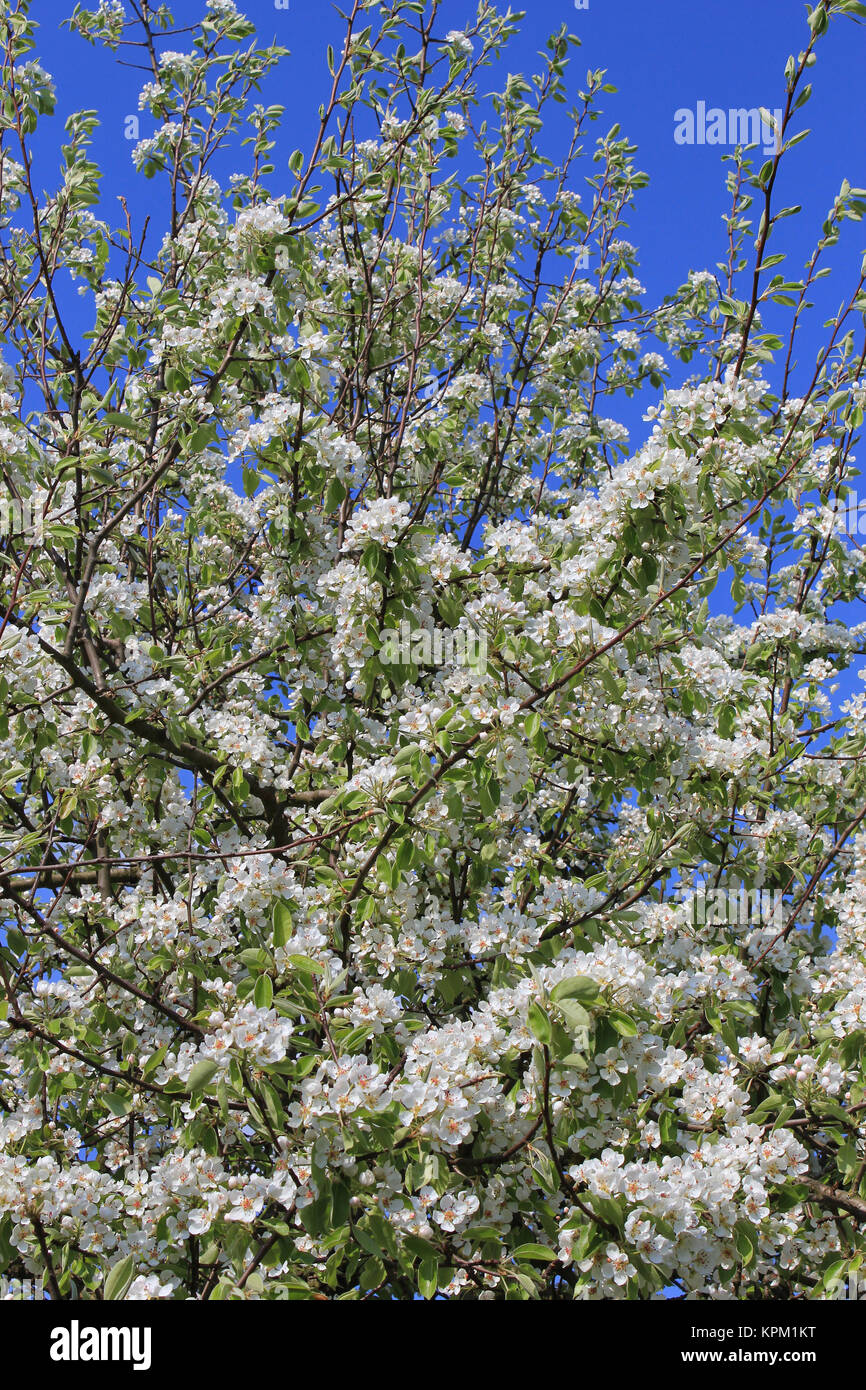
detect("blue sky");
top-left (28, 0), bottom-right (865, 338)
top-left (28, 0), bottom-right (866, 547)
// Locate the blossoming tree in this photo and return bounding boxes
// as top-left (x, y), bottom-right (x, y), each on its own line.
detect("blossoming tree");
top-left (1, 0), bottom-right (866, 1301)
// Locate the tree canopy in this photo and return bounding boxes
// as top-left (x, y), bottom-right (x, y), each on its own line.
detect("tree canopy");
top-left (0, 0), bottom-right (865, 1300)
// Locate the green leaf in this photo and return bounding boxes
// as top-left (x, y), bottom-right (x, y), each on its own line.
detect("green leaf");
top-left (726, 419), bottom-right (760, 445)
top-left (559, 1052), bottom-right (589, 1071)
top-left (325, 477), bottom-right (347, 510)
top-left (658, 1109), bottom-right (678, 1145)
top-left (531, 1151), bottom-right (560, 1195)
top-left (273, 900), bottom-right (293, 948)
top-left (104, 1254), bottom-right (135, 1301)
top-left (608, 1010), bottom-right (637, 1037)
top-left (734, 1220), bottom-right (755, 1267)
top-left (359, 1257), bottom-right (386, 1291)
top-left (527, 1001), bottom-right (552, 1045)
top-left (550, 975), bottom-right (599, 1003)
top-left (187, 423), bottom-right (217, 454)
top-left (556, 997), bottom-right (591, 1030)
top-left (286, 954), bottom-right (325, 975)
top-left (104, 1092), bottom-right (132, 1118)
top-left (514, 1244), bottom-right (557, 1263)
top-left (404, 1234), bottom-right (440, 1260)
top-left (188, 1059), bottom-right (219, 1093)
top-left (418, 1258), bottom-right (438, 1300)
